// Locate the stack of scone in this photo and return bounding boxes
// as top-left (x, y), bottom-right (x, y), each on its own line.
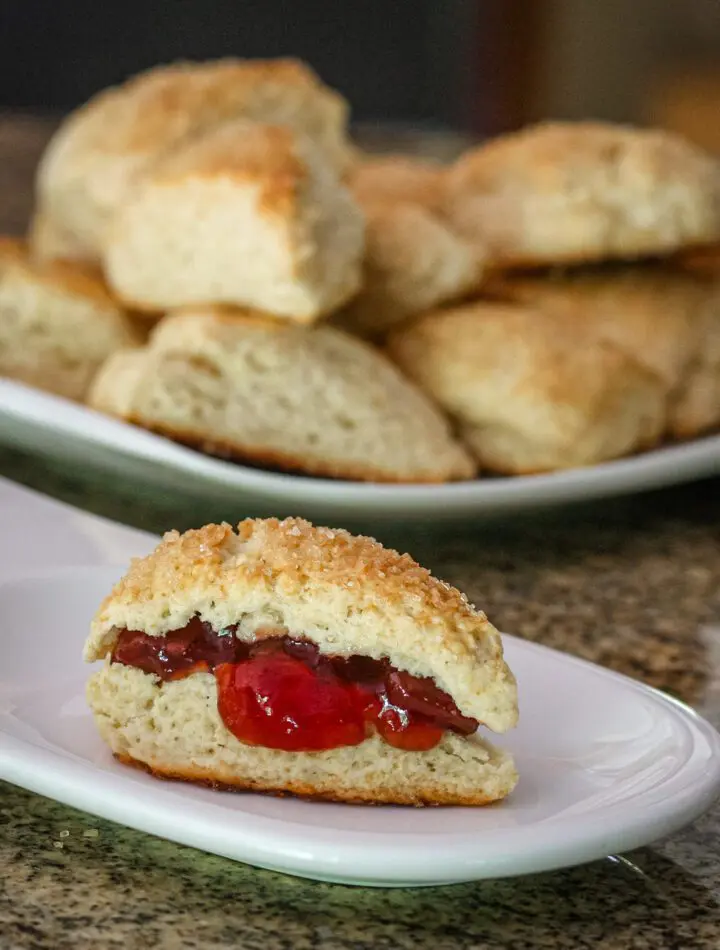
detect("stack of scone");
top-left (15, 57), bottom-right (476, 483)
top-left (389, 122), bottom-right (720, 473)
top-left (5, 59), bottom-right (720, 480)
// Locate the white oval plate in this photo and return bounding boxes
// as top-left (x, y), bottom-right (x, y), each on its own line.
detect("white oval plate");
top-left (0, 477), bottom-right (718, 887)
top-left (1, 568), bottom-right (719, 887)
top-left (0, 379), bottom-right (718, 523)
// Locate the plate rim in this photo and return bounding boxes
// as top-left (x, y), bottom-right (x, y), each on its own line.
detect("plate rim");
top-left (0, 378), bottom-right (718, 518)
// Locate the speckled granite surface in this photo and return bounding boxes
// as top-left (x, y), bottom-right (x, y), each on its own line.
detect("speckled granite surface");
top-left (1, 116), bottom-right (720, 950)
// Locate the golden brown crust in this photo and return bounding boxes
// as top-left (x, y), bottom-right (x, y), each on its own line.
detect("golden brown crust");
top-left (485, 243), bottom-right (720, 272)
top-left (114, 753), bottom-right (502, 806)
top-left (33, 259), bottom-right (118, 306)
top-left (63, 58), bottom-right (345, 155)
top-left (670, 418), bottom-right (720, 441)
top-left (445, 121), bottom-right (720, 265)
top-left (146, 121), bottom-right (308, 217)
top-left (450, 121), bottom-right (719, 193)
top-left (103, 518), bottom-right (485, 634)
top-left (479, 248), bottom-right (650, 270)
top-left (132, 414), bottom-right (473, 485)
top-left (37, 57), bottom-right (353, 266)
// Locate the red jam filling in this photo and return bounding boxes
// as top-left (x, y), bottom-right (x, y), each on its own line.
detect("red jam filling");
top-left (111, 618), bottom-right (478, 752)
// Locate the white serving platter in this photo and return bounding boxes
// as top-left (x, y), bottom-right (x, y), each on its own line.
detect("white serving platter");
top-left (0, 379), bottom-right (718, 523)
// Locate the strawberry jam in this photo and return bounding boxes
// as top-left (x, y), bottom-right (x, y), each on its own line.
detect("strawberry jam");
top-left (111, 619), bottom-right (478, 752)
top-left (215, 654), bottom-right (367, 752)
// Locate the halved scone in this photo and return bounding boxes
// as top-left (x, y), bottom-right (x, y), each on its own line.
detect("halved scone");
top-left (84, 518), bottom-right (518, 805)
top-left (88, 308), bottom-right (474, 483)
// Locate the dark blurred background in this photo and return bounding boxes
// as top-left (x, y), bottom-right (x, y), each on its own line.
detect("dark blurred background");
top-left (0, 0), bottom-right (528, 141)
top-left (0, 0), bottom-right (718, 150)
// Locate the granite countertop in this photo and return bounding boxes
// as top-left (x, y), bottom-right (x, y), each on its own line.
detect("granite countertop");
top-left (2, 115), bottom-right (720, 950)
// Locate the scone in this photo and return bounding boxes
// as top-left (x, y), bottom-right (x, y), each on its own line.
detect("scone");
top-left (484, 265), bottom-right (704, 395)
top-left (88, 308), bottom-right (474, 483)
top-left (28, 210), bottom-right (94, 265)
top-left (84, 518), bottom-right (518, 805)
top-left (668, 277), bottom-right (720, 439)
top-left (348, 154), bottom-right (447, 210)
top-left (487, 265), bottom-right (720, 440)
top-left (444, 122), bottom-right (720, 267)
top-left (665, 248), bottom-right (720, 436)
top-left (0, 242), bottom-right (142, 401)
top-left (102, 120), bottom-right (364, 321)
top-left (35, 58), bottom-right (352, 261)
top-left (334, 199), bottom-right (484, 338)
top-left (388, 301), bottom-right (666, 474)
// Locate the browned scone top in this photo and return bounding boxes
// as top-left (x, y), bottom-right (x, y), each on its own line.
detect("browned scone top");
top-left (59, 58), bottom-right (347, 160)
top-left (85, 517), bottom-right (517, 732)
top-left (100, 119), bottom-right (365, 320)
top-left (35, 57), bottom-right (352, 260)
top-left (444, 121), bottom-right (720, 266)
top-left (141, 121), bottom-right (305, 208)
